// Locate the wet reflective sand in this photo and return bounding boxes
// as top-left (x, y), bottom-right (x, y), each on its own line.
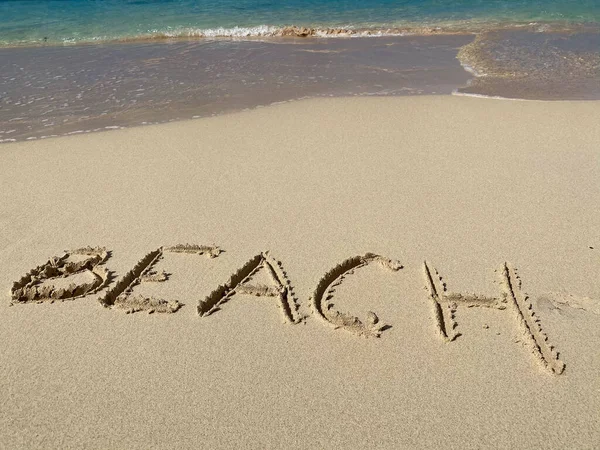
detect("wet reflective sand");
top-left (0, 31), bottom-right (598, 143)
top-left (457, 31), bottom-right (600, 100)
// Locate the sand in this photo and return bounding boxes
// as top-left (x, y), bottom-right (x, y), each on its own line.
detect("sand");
top-left (0, 96), bottom-right (599, 449)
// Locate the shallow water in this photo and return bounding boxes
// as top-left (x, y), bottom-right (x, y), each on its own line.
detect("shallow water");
top-left (457, 30), bottom-right (600, 99)
top-left (0, 35), bottom-right (474, 143)
top-left (1, 29), bottom-right (599, 144)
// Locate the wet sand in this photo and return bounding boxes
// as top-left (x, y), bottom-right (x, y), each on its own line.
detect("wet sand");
top-left (1, 30), bottom-right (599, 144)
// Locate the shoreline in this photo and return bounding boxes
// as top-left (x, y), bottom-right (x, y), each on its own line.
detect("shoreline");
top-left (0, 35), bottom-right (475, 144)
top-left (2, 29), bottom-right (599, 146)
top-left (1, 19), bottom-right (598, 49)
top-left (3, 91), bottom-right (600, 146)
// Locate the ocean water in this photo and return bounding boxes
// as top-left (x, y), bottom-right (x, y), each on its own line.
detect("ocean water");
top-left (0, 0), bottom-right (599, 46)
top-left (0, 1), bottom-right (599, 144)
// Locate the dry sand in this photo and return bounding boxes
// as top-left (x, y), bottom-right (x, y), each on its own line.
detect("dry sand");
top-left (0, 96), bottom-right (599, 449)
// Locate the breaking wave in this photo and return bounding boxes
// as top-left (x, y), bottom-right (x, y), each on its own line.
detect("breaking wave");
top-left (2, 21), bottom-right (599, 47)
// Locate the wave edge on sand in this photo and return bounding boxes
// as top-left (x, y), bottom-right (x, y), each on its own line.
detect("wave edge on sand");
top-left (1, 20), bottom-right (598, 48)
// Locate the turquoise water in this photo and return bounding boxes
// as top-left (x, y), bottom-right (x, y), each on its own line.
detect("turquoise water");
top-left (1, 0), bottom-right (599, 46)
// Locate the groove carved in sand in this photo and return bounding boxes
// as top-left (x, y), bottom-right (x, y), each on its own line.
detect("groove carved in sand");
top-left (501, 263), bottom-right (565, 374)
top-left (311, 253), bottom-right (403, 338)
top-left (165, 244), bottom-right (222, 258)
top-left (10, 247), bottom-right (111, 304)
top-left (98, 248), bottom-right (179, 314)
top-left (140, 270), bottom-right (169, 282)
top-left (197, 252), bottom-right (300, 323)
top-left (423, 261), bottom-right (505, 342)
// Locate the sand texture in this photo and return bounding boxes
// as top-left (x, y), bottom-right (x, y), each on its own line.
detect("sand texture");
top-left (0, 96), bottom-right (599, 449)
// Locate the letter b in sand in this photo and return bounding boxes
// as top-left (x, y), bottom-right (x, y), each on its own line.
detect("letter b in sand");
top-left (10, 247), bottom-right (110, 303)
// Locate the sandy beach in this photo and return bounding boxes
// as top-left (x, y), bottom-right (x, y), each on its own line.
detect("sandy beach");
top-left (1, 95), bottom-right (599, 448)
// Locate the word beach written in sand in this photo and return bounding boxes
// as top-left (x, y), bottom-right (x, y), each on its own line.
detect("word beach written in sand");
top-left (9, 245), bottom-right (565, 375)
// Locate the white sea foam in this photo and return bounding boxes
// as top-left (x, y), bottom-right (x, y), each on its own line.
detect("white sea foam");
top-left (3, 19), bottom-right (595, 48)
top-left (198, 25), bottom-right (281, 38)
top-left (80, 24), bottom-right (460, 43)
